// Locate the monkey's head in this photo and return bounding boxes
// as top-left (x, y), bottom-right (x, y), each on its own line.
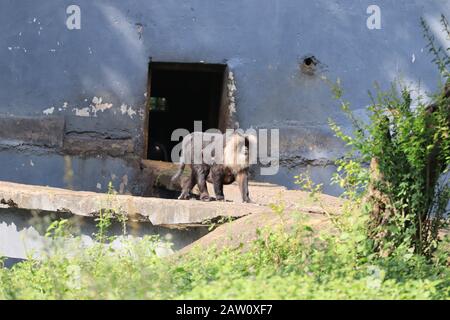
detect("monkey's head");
top-left (223, 132), bottom-right (257, 172)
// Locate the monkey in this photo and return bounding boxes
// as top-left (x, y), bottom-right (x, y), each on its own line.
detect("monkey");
top-left (206, 164), bottom-right (238, 201)
top-left (171, 131), bottom-right (256, 203)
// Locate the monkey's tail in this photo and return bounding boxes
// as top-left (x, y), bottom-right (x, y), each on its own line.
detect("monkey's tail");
top-left (171, 162), bottom-right (185, 183)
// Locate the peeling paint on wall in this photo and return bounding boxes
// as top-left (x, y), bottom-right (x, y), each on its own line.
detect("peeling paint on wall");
top-left (90, 97), bottom-right (113, 116)
top-left (73, 107), bottom-right (90, 117)
top-left (225, 71), bottom-right (237, 128)
top-left (68, 97), bottom-right (117, 117)
top-left (58, 102), bottom-right (68, 112)
top-left (120, 104), bottom-right (136, 118)
top-left (218, 70), bottom-right (239, 132)
top-left (64, 99), bottom-right (138, 118)
top-left (227, 71), bottom-right (237, 114)
top-left (42, 107), bottom-right (54, 115)
top-left (137, 106), bottom-right (145, 119)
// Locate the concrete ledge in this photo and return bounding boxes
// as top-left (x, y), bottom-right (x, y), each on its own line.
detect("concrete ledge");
top-left (141, 159), bottom-right (186, 192)
top-left (0, 181), bottom-right (267, 227)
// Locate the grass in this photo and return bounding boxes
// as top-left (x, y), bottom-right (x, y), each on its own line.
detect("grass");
top-left (0, 210), bottom-right (449, 300)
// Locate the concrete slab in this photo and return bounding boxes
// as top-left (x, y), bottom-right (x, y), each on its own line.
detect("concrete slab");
top-left (0, 181), bottom-right (267, 227)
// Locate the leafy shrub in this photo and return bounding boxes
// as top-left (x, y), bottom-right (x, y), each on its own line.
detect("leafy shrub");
top-left (328, 15), bottom-right (450, 257)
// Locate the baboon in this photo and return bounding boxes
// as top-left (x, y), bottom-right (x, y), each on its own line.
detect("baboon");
top-left (171, 131), bottom-right (256, 203)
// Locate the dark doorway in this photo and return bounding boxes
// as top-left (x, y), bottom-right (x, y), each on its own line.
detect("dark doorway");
top-left (146, 62), bottom-right (227, 161)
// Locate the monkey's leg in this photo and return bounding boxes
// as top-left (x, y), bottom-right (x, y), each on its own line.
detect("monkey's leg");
top-left (212, 171), bottom-right (225, 201)
top-left (237, 170), bottom-right (251, 203)
top-left (178, 173), bottom-right (195, 200)
top-left (196, 165), bottom-right (211, 202)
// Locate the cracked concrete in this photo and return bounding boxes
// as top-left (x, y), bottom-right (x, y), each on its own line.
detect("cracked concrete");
top-left (0, 181), bottom-right (266, 227)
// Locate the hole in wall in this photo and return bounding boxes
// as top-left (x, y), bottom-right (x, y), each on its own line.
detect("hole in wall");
top-left (303, 57), bottom-right (315, 66)
top-left (299, 55), bottom-right (324, 76)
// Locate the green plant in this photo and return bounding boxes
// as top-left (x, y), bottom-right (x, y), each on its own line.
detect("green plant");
top-left (294, 172), bottom-right (344, 230)
top-left (327, 16), bottom-right (450, 257)
top-left (1, 212), bottom-right (449, 300)
top-left (45, 219), bottom-right (73, 239)
top-left (95, 181), bottom-right (123, 242)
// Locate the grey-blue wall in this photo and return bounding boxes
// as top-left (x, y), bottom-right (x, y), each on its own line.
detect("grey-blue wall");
top-left (0, 0), bottom-right (449, 195)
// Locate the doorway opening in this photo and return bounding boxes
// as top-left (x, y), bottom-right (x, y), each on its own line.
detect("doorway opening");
top-left (145, 62), bottom-right (227, 161)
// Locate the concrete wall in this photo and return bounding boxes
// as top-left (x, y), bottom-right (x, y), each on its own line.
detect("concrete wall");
top-left (0, 0), bottom-right (449, 195)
